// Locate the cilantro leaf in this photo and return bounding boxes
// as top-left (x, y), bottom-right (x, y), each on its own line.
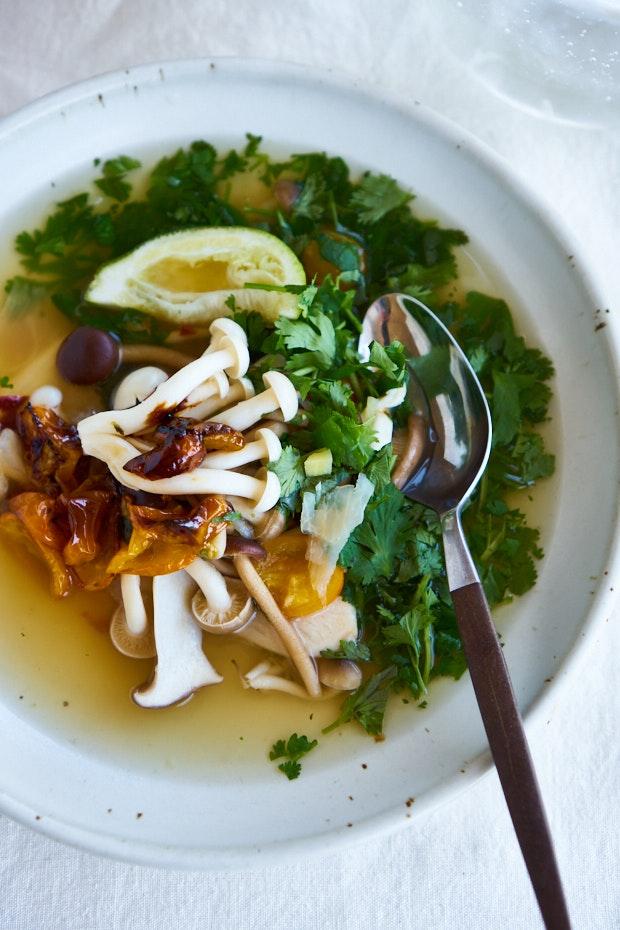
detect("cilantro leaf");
top-left (341, 483), bottom-right (412, 584)
top-left (268, 446), bottom-right (305, 499)
top-left (276, 311), bottom-right (336, 371)
top-left (321, 640), bottom-right (371, 661)
top-left (269, 733), bottom-right (318, 780)
top-left (350, 173), bottom-right (412, 224)
top-left (323, 666), bottom-right (397, 736)
top-left (0, 375), bottom-right (14, 388)
top-left (95, 155), bottom-right (141, 202)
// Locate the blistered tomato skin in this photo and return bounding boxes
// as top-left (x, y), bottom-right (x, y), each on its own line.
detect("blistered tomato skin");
top-left (255, 529), bottom-right (344, 619)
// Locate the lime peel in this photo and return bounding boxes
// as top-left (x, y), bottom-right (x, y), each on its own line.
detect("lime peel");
top-left (85, 227), bottom-right (306, 325)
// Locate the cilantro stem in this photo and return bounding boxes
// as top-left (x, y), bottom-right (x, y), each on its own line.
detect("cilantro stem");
top-left (340, 301), bottom-right (363, 334)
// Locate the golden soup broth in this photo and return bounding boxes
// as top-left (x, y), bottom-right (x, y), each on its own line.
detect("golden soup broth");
top-left (0, 182), bottom-right (551, 777)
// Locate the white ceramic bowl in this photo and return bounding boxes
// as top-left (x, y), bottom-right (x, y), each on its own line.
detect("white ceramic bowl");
top-left (0, 59), bottom-right (618, 868)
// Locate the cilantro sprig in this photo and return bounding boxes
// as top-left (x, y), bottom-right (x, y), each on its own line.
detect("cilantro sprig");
top-left (269, 733), bottom-right (318, 780)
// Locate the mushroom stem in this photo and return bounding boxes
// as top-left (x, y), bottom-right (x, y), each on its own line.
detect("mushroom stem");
top-left (91, 434), bottom-right (279, 508)
top-left (181, 376), bottom-right (253, 421)
top-left (185, 558), bottom-right (232, 611)
top-left (234, 555), bottom-right (321, 698)
top-left (133, 571), bottom-right (222, 709)
top-left (120, 574), bottom-right (148, 636)
top-left (122, 344), bottom-right (193, 371)
top-left (200, 427), bottom-right (281, 470)
top-left (78, 318), bottom-right (249, 441)
top-left (212, 372), bottom-right (298, 431)
top-left (242, 660), bottom-right (316, 699)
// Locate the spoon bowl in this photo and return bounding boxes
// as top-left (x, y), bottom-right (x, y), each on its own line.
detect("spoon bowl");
top-left (359, 292), bottom-right (491, 512)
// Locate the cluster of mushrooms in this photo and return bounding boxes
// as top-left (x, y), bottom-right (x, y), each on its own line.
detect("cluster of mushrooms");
top-left (45, 317), bottom-right (362, 708)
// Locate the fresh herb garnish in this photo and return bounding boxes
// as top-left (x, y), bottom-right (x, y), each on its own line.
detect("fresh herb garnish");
top-left (269, 733), bottom-right (318, 780)
top-left (0, 375), bottom-right (14, 388)
top-left (321, 640), bottom-right (371, 661)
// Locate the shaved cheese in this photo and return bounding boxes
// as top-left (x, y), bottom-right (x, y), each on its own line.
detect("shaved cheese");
top-left (300, 473), bottom-right (374, 596)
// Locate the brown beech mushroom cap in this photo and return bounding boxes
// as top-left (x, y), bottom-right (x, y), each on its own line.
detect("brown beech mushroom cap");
top-left (316, 658), bottom-right (362, 691)
top-left (56, 326), bottom-right (192, 385)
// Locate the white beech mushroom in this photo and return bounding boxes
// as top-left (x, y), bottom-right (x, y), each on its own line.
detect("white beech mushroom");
top-left (234, 554), bottom-right (321, 697)
top-left (211, 371), bottom-right (298, 431)
top-left (30, 384), bottom-right (63, 409)
top-left (112, 367), bottom-right (168, 410)
top-left (78, 317), bottom-right (250, 446)
top-left (186, 558), bottom-right (255, 634)
top-left (239, 596), bottom-right (358, 657)
top-left (77, 320), bottom-right (281, 510)
top-left (200, 427), bottom-right (281, 471)
top-left (181, 375), bottom-right (254, 421)
top-left (133, 571), bottom-right (222, 708)
top-left (242, 658), bottom-right (335, 700)
top-left (110, 574), bottom-right (155, 659)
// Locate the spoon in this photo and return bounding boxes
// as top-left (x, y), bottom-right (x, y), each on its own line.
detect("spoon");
top-left (360, 292), bottom-right (571, 930)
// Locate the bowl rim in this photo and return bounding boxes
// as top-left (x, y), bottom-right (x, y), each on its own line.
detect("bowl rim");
top-left (1, 55), bottom-right (619, 869)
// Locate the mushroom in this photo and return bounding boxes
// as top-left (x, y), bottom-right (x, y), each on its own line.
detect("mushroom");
top-left (133, 571), bottom-right (222, 708)
top-left (233, 554), bottom-right (321, 697)
top-left (211, 371), bottom-right (298, 431)
top-left (109, 574), bottom-right (155, 659)
top-left (112, 367), bottom-right (168, 410)
top-left (29, 384), bottom-right (63, 409)
top-left (77, 320), bottom-right (280, 510)
top-left (200, 427), bottom-right (281, 471)
top-left (181, 376), bottom-right (254, 421)
top-left (392, 413), bottom-right (427, 489)
top-left (316, 658), bottom-right (362, 691)
top-left (247, 419), bottom-right (289, 440)
top-left (187, 558), bottom-right (255, 634)
top-left (239, 596), bottom-right (358, 657)
top-left (241, 659), bottom-right (325, 699)
top-left (56, 326), bottom-right (193, 385)
top-left (223, 536), bottom-right (266, 558)
top-left (254, 507), bottom-right (286, 540)
top-left (78, 317), bottom-right (249, 443)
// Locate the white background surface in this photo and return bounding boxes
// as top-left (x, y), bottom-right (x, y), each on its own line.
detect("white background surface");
top-left (0, 2), bottom-right (618, 928)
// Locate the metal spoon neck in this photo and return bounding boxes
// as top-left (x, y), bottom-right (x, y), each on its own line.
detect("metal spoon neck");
top-left (441, 507), bottom-right (480, 591)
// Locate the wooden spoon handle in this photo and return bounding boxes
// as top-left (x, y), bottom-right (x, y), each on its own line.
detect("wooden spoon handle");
top-left (451, 581), bottom-right (571, 930)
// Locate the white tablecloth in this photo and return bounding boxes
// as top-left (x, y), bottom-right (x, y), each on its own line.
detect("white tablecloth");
top-left (0, 2), bottom-right (618, 928)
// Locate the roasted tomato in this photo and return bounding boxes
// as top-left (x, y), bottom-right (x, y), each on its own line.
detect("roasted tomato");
top-left (107, 494), bottom-right (226, 575)
top-left (123, 419), bottom-right (244, 480)
top-left (1, 492), bottom-right (72, 597)
top-left (15, 403), bottom-right (82, 494)
top-left (255, 529), bottom-right (344, 619)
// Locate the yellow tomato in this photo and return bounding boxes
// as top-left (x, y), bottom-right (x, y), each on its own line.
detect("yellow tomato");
top-left (256, 529), bottom-right (344, 619)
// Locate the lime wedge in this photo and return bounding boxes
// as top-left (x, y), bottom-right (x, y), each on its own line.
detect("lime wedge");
top-left (85, 227), bottom-right (306, 325)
